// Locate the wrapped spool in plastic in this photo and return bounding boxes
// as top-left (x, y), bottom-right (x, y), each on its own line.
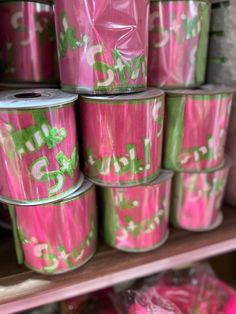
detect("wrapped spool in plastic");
top-left (163, 87), bottom-right (233, 171)
top-left (148, 0), bottom-right (210, 88)
top-left (171, 160), bottom-right (230, 231)
top-left (98, 170), bottom-right (173, 252)
top-left (54, 0), bottom-right (149, 94)
top-left (79, 89), bottom-right (164, 186)
top-left (0, 0), bottom-right (59, 84)
top-left (154, 263), bottom-right (236, 314)
top-left (11, 180), bottom-right (97, 275)
top-left (0, 89), bottom-right (82, 205)
top-left (207, 1), bottom-right (236, 85)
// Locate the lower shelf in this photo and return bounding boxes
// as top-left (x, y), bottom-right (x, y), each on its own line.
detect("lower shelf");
top-left (0, 206), bottom-right (236, 313)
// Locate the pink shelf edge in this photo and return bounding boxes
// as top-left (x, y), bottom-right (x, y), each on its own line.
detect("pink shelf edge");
top-left (0, 237), bottom-right (236, 313)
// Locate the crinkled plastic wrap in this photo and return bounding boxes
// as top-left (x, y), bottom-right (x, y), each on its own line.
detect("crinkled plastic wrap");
top-left (171, 160), bottom-right (230, 231)
top-left (79, 89), bottom-right (164, 186)
top-left (225, 95), bottom-right (236, 206)
top-left (0, 203), bottom-right (11, 230)
top-left (61, 264), bottom-right (236, 313)
top-left (148, 0), bottom-right (210, 88)
top-left (54, 0), bottom-right (149, 94)
top-left (11, 180), bottom-right (97, 274)
top-left (207, 1), bottom-right (236, 86)
top-left (98, 171), bottom-right (173, 252)
top-left (163, 89), bottom-right (233, 171)
top-left (0, 1), bottom-right (58, 84)
top-left (152, 263), bottom-right (236, 314)
top-left (115, 289), bottom-right (183, 314)
top-left (0, 89), bottom-right (82, 205)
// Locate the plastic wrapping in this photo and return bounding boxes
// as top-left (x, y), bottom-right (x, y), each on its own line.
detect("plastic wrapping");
top-left (60, 264), bottom-right (236, 313)
top-left (207, 1), bottom-right (236, 86)
top-left (0, 89), bottom-right (82, 205)
top-left (12, 180), bottom-right (97, 274)
top-left (163, 88), bottom-right (233, 171)
top-left (148, 0), bottom-right (210, 88)
top-left (115, 288), bottom-right (183, 314)
top-left (80, 89), bottom-right (164, 186)
top-left (0, 1), bottom-right (58, 84)
top-left (54, 0), bottom-right (149, 94)
top-left (225, 95), bottom-right (236, 206)
top-left (98, 170), bottom-right (173, 252)
top-left (152, 263), bottom-right (236, 314)
top-left (171, 160), bottom-right (230, 231)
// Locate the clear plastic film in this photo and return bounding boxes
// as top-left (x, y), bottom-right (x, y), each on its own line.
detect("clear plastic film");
top-left (0, 89), bottom-right (81, 205)
top-left (225, 94), bottom-right (236, 206)
top-left (53, 0), bottom-right (149, 94)
top-left (0, 1), bottom-right (59, 84)
top-left (148, 0), bottom-right (210, 88)
top-left (171, 160), bottom-right (230, 231)
top-left (97, 171), bottom-right (173, 252)
top-left (207, 1), bottom-right (236, 86)
top-left (148, 263), bottom-right (236, 314)
top-left (12, 180), bottom-right (97, 275)
top-left (114, 288), bottom-right (183, 314)
top-left (79, 89), bottom-right (164, 186)
top-left (61, 263), bottom-right (236, 313)
top-left (163, 88), bottom-right (233, 171)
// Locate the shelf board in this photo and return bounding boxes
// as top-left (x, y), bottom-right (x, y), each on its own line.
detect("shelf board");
top-left (0, 206), bottom-right (236, 313)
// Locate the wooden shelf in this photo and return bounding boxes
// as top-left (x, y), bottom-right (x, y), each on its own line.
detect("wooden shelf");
top-left (0, 206), bottom-right (236, 313)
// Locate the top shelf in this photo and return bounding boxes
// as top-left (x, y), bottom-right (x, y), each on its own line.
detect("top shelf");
top-left (0, 206), bottom-right (236, 313)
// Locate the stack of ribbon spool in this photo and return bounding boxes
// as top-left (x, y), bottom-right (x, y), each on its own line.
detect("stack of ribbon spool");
top-left (0, 0), bottom-right (234, 275)
top-left (58, 0), bottom-right (174, 254)
top-left (0, 89), bottom-right (97, 274)
top-left (0, 0), bottom-right (60, 234)
top-left (207, 0), bottom-right (236, 207)
top-left (0, 0), bottom-right (97, 275)
top-left (148, 0), bottom-right (234, 232)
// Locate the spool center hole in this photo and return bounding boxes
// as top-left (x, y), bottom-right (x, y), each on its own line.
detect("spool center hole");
top-left (14, 92), bottom-right (41, 99)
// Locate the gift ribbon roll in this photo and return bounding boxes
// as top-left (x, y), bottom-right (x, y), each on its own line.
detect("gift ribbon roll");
top-left (0, 89), bottom-right (82, 205)
top-left (53, 0), bottom-right (149, 94)
top-left (171, 160), bottom-right (230, 231)
top-left (79, 89), bottom-right (164, 186)
top-left (98, 170), bottom-right (173, 252)
top-left (163, 87), bottom-right (233, 171)
top-left (207, 1), bottom-right (236, 86)
top-left (154, 263), bottom-right (236, 313)
top-left (14, 180), bottom-right (97, 275)
top-left (148, 0), bottom-right (210, 88)
top-left (0, 0), bottom-right (59, 84)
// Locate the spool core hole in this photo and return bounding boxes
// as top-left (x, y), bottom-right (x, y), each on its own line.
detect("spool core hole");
top-left (14, 92), bottom-right (41, 99)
